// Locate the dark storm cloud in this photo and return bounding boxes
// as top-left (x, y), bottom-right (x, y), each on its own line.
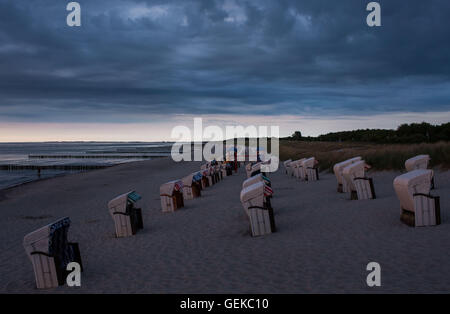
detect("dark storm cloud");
top-left (0, 0), bottom-right (450, 122)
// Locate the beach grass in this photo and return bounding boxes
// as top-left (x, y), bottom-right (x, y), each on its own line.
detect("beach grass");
top-left (279, 140), bottom-right (450, 171)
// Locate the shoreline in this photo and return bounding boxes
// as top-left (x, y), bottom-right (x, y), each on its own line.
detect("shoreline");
top-left (0, 158), bottom-right (168, 192)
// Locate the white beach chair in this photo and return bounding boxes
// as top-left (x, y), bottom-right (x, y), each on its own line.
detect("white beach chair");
top-left (291, 158), bottom-right (305, 179)
top-left (393, 169), bottom-right (440, 227)
top-left (333, 157), bottom-right (362, 192)
top-left (240, 181), bottom-right (275, 237)
top-left (23, 217), bottom-right (83, 289)
top-left (108, 191), bottom-right (143, 237)
top-left (213, 164), bottom-right (221, 182)
top-left (181, 173), bottom-right (202, 201)
top-left (302, 157), bottom-right (319, 181)
top-left (342, 160), bottom-right (376, 200)
top-left (283, 159), bottom-right (292, 176)
top-left (160, 180), bottom-right (184, 212)
top-left (200, 164), bottom-right (214, 186)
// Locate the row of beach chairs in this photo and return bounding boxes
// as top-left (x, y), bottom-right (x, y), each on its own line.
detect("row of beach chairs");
top-left (333, 154), bottom-right (440, 227)
top-left (159, 161), bottom-right (234, 213)
top-left (23, 160), bottom-right (237, 289)
top-left (283, 157), bottom-right (319, 181)
top-left (240, 162), bottom-right (276, 236)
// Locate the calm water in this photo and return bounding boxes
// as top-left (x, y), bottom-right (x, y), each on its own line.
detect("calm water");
top-left (0, 142), bottom-right (173, 190)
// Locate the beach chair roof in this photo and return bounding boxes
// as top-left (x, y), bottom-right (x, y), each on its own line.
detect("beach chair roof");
top-left (108, 191), bottom-right (141, 214)
top-left (405, 154), bottom-right (430, 172)
top-left (23, 217), bottom-right (71, 257)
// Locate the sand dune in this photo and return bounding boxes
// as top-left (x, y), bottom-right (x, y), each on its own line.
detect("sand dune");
top-left (0, 158), bottom-right (449, 293)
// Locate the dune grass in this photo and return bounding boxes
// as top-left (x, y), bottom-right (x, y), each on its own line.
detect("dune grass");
top-left (279, 141), bottom-right (450, 172)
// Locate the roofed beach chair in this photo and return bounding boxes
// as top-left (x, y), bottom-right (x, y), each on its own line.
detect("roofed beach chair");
top-left (182, 173), bottom-right (202, 201)
top-left (200, 164), bottom-right (214, 186)
top-left (212, 161), bottom-right (221, 182)
top-left (108, 191), bottom-right (144, 237)
top-left (200, 169), bottom-right (211, 188)
top-left (291, 158), bottom-right (305, 179)
top-left (333, 157), bottom-right (362, 192)
top-left (223, 162), bottom-right (233, 176)
top-left (160, 180), bottom-right (184, 212)
top-left (283, 159), bottom-right (293, 176)
top-left (393, 169), bottom-right (440, 227)
top-left (302, 157), bottom-right (319, 181)
top-left (342, 160), bottom-right (376, 200)
top-left (283, 159), bottom-right (292, 174)
top-left (240, 181), bottom-right (275, 236)
top-left (405, 154), bottom-right (434, 189)
top-left (23, 217), bottom-right (83, 289)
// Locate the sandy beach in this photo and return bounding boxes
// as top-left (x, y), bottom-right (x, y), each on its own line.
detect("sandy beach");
top-left (1, 158), bottom-right (449, 293)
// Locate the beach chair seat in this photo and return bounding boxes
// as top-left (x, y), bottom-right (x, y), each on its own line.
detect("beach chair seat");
top-left (23, 217), bottom-right (83, 289)
top-left (333, 157), bottom-right (362, 192)
top-left (342, 160), bottom-right (376, 200)
top-left (108, 191), bottom-right (144, 237)
top-left (394, 169), bottom-right (440, 227)
top-left (182, 173), bottom-right (202, 201)
top-left (353, 177), bottom-right (376, 200)
top-left (240, 181), bottom-right (275, 237)
top-left (160, 180), bottom-right (184, 212)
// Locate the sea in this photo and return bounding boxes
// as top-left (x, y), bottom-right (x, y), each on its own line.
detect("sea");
top-left (0, 142), bottom-right (173, 190)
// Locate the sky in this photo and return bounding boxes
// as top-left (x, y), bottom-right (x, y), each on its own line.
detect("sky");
top-left (1, 0), bottom-right (450, 141)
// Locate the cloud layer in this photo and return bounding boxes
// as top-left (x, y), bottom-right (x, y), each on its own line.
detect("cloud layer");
top-left (1, 0), bottom-right (450, 124)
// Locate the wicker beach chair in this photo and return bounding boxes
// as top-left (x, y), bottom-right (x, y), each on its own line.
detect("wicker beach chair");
top-left (240, 181), bottom-right (275, 237)
top-left (108, 191), bottom-right (143, 237)
top-left (23, 217), bottom-right (83, 289)
top-left (302, 157), bottom-right (319, 181)
top-left (394, 169), bottom-right (440, 227)
top-left (160, 180), bottom-right (184, 212)
top-left (342, 160), bottom-right (376, 200)
top-left (333, 157), bottom-right (362, 192)
top-left (182, 173), bottom-right (202, 201)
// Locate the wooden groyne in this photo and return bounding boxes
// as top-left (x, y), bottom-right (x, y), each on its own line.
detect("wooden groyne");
top-left (28, 154), bottom-right (168, 159)
top-left (0, 164), bottom-right (111, 171)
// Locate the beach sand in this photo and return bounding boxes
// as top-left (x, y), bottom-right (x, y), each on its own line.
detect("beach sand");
top-left (1, 158), bottom-right (449, 293)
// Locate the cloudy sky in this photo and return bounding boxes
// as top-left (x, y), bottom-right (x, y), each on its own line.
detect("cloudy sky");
top-left (1, 0), bottom-right (450, 141)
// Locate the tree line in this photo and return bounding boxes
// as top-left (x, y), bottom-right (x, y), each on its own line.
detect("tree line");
top-left (284, 122), bottom-right (450, 144)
